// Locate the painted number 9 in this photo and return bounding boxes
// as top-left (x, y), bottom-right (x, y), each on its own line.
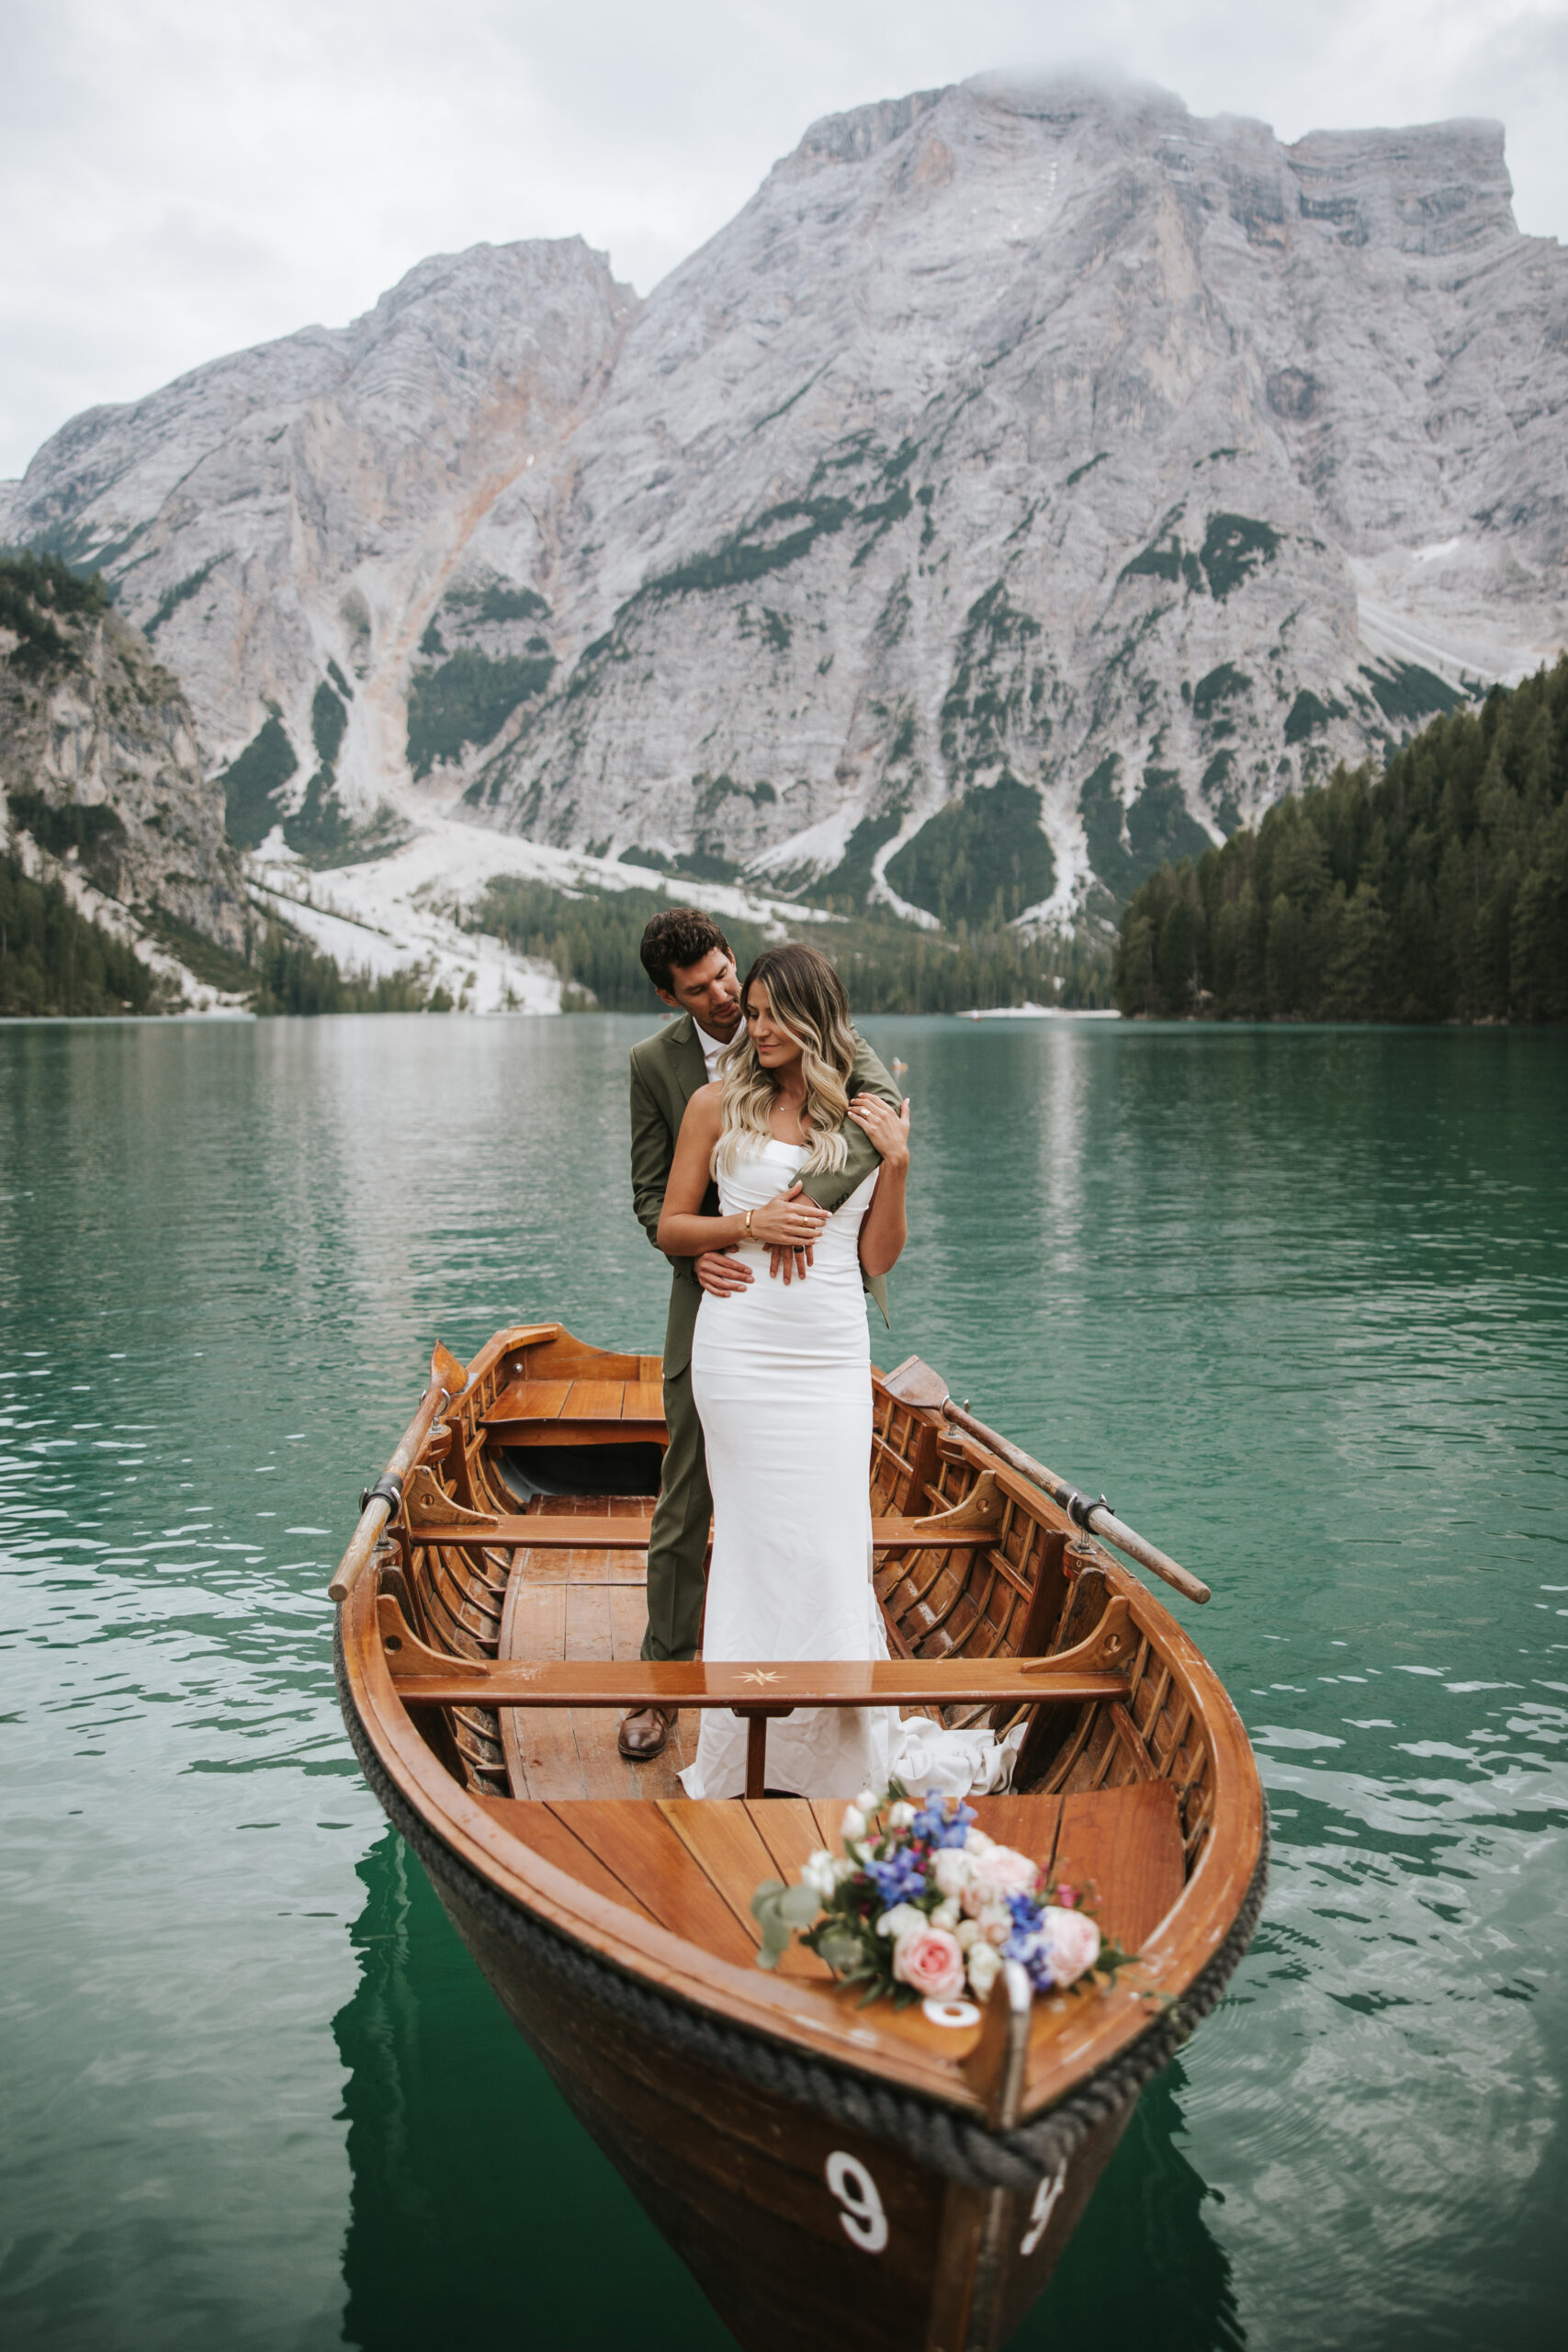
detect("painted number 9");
top-left (825, 2151), bottom-right (888, 2253)
top-left (1020, 2165), bottom-right (1066, 2256)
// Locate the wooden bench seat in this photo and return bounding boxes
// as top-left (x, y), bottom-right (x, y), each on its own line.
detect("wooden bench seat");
top-left (482, 1374), bottom-right (668, 1447)
top-left (386, 1647), bottom-right (1134, 1713)
top-left (381, 1589), bottom-right (1136, 1795)
top-left (404, 1510), bottom-right (997, 1551)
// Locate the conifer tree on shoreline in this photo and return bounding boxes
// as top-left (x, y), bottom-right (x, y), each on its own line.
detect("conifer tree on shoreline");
top-left (1114, 659), bottom-right (1568, 1023)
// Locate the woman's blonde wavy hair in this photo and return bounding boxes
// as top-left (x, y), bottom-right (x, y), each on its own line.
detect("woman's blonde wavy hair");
top-left (713, 943), bottom-right (856, 1179)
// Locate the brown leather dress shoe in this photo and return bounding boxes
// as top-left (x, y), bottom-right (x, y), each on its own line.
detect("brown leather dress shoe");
top-left (618, 1703), bottom-right (676, 1760)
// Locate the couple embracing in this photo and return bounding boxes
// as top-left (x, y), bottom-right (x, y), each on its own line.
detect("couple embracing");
top-left (625, 907), bottom-right (1018, 1803)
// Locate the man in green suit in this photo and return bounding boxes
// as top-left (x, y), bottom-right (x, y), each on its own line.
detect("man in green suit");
top-left (622, 906), bottom-right (900, 1759)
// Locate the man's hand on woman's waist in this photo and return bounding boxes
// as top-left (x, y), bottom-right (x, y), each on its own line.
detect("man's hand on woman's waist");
top-left (694, 1248), bottom-right (751, 1297)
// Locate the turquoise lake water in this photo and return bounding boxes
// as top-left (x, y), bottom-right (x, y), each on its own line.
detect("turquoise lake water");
top-left (1, 1012), bottom-right (1564, 2350)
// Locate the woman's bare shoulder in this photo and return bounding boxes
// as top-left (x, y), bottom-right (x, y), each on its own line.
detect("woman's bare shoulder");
top-left (682, 1080), bottom-right (726, 1124)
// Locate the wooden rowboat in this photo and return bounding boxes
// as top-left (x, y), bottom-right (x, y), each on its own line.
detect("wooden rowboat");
top-left (331, 1324), bottom-right (1266, 2352)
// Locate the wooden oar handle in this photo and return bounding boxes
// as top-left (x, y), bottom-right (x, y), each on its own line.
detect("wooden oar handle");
top-left (1085, 1503), bottom-right (1210, 1607)
top-left (328, 1494), bottom-right (400, 1609)
top-left (328, 1343), bottom-right (468, 1605)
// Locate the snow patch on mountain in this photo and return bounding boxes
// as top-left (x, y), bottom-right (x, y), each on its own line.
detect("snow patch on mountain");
top-left (245, 813), bottom-right (834, 1013)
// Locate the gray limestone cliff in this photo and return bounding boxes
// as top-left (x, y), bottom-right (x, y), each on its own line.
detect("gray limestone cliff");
top-left (0, 555), bottom-right (246, 978)
top-left (3, 77), bottom-right (1565, 926)
top-left (0, 238), bottom-right (637, 871)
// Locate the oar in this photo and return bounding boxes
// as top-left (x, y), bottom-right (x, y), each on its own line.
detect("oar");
top-left (328, 1342), bottom-right (468, 1605)
top-left (882, 1357), bottom-right (1209, 1604)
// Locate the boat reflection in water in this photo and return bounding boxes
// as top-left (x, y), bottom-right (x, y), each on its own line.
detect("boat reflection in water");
top-left (334, 1828), bottom-right (722, 2351)
top-left (333, 1830), bottom-right (1244, 2349)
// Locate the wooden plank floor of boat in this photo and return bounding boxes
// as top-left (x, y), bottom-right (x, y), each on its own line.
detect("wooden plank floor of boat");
top-left (486, 1505), bottom-right (1175, 2004)
top-left (489, 1492), bottom-right (1187, 2032)
top-left (497, 1493), bottom-right (699, 1800)
top-left (471, 1782), bottom-right (1186, 2070)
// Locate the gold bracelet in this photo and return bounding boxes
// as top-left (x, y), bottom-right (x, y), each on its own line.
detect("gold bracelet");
top-left (744, 1207), bottom-right (753, 1238)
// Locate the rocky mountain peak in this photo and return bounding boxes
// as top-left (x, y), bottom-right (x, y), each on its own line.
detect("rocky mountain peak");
top-left (2, 75), bottom-right (1563, 946)
top-left (1, 234), bottom-right (637, 870)
top-left (1285, 118), bottom-right (1514, 255)
top-left (780, 85), bottom-right (950, 174)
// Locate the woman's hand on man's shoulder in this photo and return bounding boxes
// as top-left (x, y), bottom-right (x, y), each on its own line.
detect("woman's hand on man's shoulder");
top-left (846, 1092), bottom-right (911, 1170)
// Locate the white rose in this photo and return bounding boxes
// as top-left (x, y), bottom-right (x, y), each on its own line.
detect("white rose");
top-left (931, 1897), bottom-right (961, 1931)
top-left (963, 1849), bottom-right (1041, 1936)
top-left (840, 1805), bottom-right (867, 1843)
top-left (963, 1827), bottom-right (994, 1857)
top-left (975, 1903), bottom-right (1013, 1946)
top-left (875, 1903), bottom-right (926, 1941)
top-left (954, 1918), bottom-right (980, 1950)
top-left (887, 1801), bottom-right (917, 1831)
top-left (855, 1788), bottom-right (881, 1814)
top-left (966, 1939), bottom-right (1001, 1999)
top-left (799, 1849), bottom-right (840, 1903)
top-left (931, 1848), bottom-right (974, 1900)
top-left (961, 1847), bottom-right (1039, 1914)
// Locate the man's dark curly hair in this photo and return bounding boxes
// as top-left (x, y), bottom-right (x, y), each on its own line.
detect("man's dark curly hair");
top-left (639, 906), bottom-right (734, 996)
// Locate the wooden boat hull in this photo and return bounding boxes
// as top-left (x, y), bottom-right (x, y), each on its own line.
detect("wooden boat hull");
top-left (418, 1787), bottom-right (1135, 2352)
top-left (340, 1634), bottom-right (1262, 2352)
top-left (333, 1324), bottom-right (1268, 2352)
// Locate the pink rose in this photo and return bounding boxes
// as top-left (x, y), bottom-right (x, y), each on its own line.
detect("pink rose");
top-left (962, 1845), bottom-right (1041, 1917)
top-left (892, 1923), bottom-right (966, 2002)
top-left (1041, 1906), bottom-right (1101, 1985)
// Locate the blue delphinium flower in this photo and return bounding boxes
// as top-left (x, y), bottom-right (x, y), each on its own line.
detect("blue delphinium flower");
top-left (908, 1793), bottom-right (978, 1849)
top-left (864, 1848), bottom-right (929, 1908)
top-left (1001, 1933), bottom-right (1056, 1991)
top-left (1001, 1889), bottom-right (1057, 1990)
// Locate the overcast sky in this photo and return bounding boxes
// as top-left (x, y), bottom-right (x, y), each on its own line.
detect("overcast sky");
top-left (3, 0), bottom-right (1565, 481)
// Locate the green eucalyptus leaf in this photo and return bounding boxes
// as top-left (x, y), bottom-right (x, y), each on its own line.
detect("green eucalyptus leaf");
top-left (753, 1912), bottom-right (791, 1971)
top-left (750, 1881), bottom-right (798, 1971)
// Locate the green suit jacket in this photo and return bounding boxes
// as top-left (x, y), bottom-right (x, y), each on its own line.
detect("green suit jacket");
top-left (629, 1014), bottom-right (900, 1376)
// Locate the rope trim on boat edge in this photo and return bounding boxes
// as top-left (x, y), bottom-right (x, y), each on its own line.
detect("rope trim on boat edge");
top-left (336, 1622), bottom-right (1269, 2193)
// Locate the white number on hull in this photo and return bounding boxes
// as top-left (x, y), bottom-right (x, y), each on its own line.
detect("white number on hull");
top-left (825, 2151), bottom-right (889, 2253)
top-left (1020, 2165), bottom-right (1066, 2256)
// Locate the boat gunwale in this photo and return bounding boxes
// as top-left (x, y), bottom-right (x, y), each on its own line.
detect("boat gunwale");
top-left (337, 1325), bottom-right (1266, 2125)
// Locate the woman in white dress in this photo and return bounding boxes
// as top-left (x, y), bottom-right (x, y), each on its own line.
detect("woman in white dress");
top-left (656, 944), bottom-right (910, 1800)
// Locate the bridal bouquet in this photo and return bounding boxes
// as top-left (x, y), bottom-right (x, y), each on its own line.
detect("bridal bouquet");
top-left (751, 1782), bottom-right (1134, 2008)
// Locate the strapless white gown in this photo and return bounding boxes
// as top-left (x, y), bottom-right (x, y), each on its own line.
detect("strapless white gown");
top-left (679, 1138), bottom-right (1024, 1802)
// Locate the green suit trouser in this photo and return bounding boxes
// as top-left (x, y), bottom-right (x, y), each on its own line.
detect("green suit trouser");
top-left (640, 1357), bottom-right (710, 1664)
